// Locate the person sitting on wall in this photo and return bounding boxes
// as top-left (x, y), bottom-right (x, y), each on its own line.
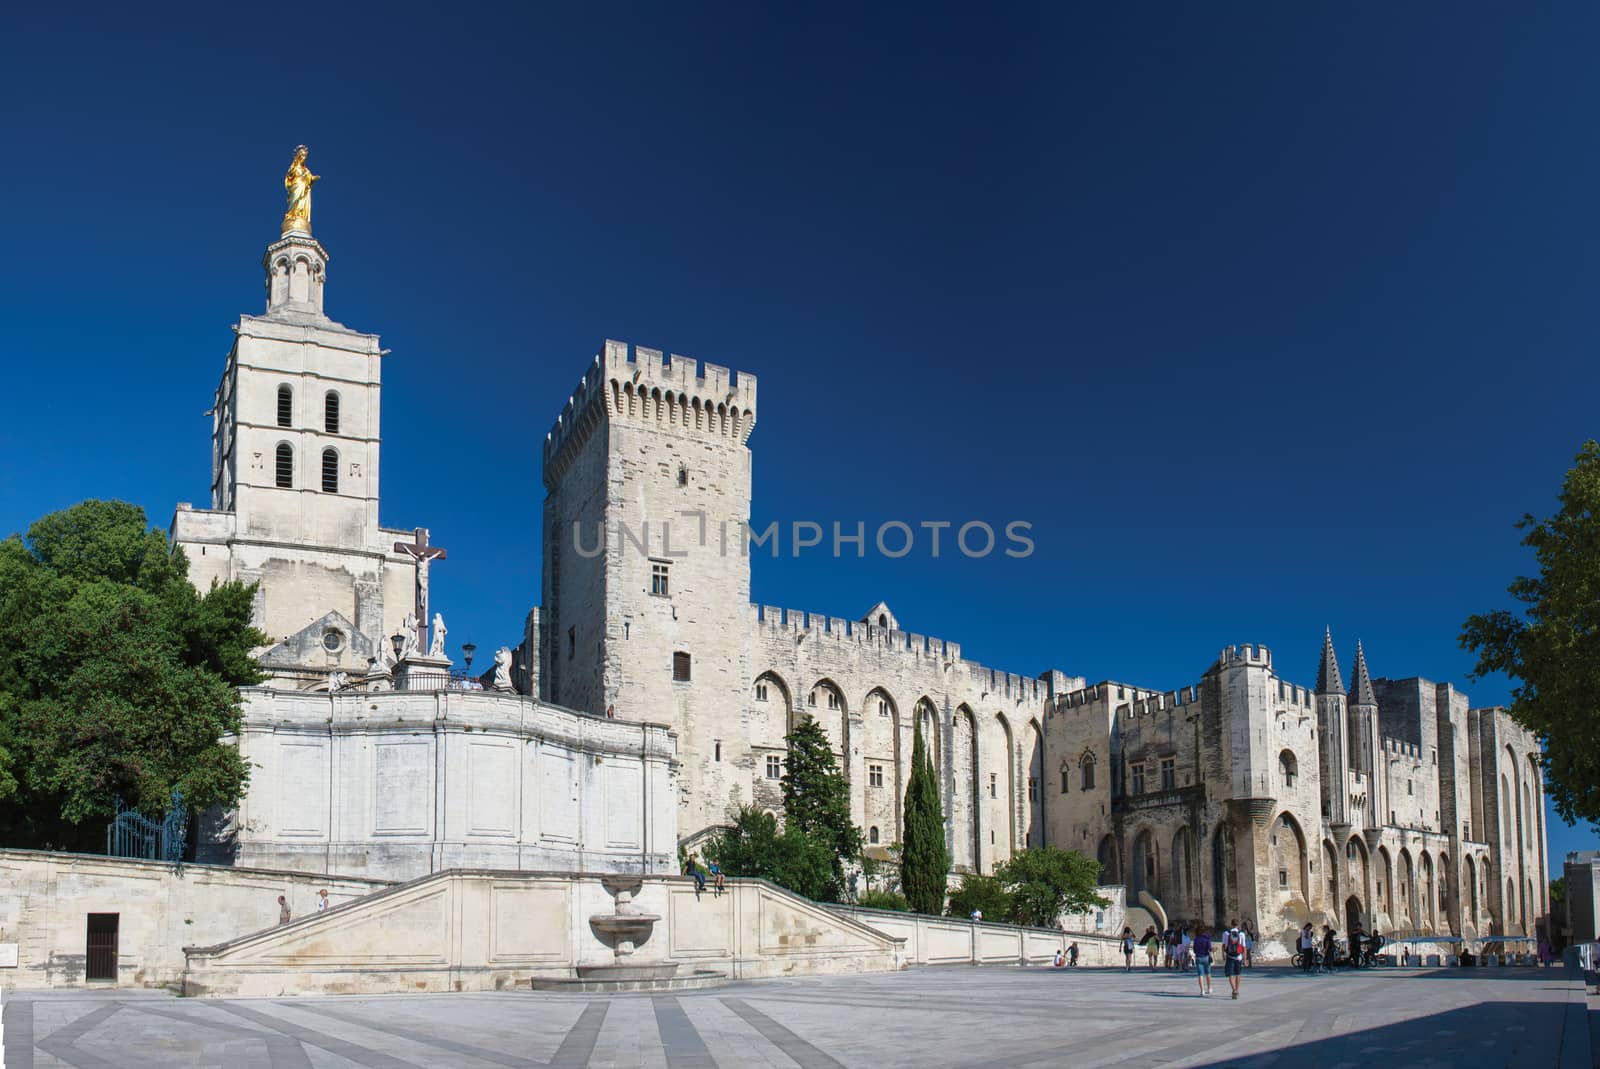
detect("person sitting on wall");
top-left (683, 852), bottom-right (706, 896)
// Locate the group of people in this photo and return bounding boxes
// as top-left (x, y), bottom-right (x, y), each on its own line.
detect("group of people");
top-left (1052, 943), bottom-right (1081, 967)
top-left (681, 852), bottom-right (726, 897)
top-left (1295, 923), bottom-right (1384, 970)
top-left (1119, 921), bottom-right (1250, 998)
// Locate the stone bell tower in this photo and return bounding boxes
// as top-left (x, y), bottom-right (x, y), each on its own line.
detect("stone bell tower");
top-left (170, 147), bottom-right (425, 688)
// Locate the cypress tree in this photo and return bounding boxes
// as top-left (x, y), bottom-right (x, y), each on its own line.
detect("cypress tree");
top-left (900, 721), bottom-right (950, 914)
top-left (781, 714), bottom-right (863, 900)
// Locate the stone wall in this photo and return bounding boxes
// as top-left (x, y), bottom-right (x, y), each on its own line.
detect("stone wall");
top-left (828, 907), bottom-right (1127, 968)
top-left (212, 687), bottom-right (678, 881)
top-left (182, 870), bottom-right (905, 997)
top-left (0, 850), bottom-right (392, 990)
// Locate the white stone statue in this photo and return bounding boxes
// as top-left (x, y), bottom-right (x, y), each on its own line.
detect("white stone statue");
top-left (492, 646), bottom-right (513, 691)
top-left (328, 670), bottom-right (348, 692)
top-left (429, 612), bottom-right (447, 659)
top-left (399, 611), bottom-right (420, 659)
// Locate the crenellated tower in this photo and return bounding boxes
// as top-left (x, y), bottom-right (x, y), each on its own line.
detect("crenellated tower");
top-left (1315, 629), bottom-right (1350, 827)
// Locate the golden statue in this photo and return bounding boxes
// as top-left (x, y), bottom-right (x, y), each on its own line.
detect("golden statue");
top-left (281, 145), bottom-right (319, 236)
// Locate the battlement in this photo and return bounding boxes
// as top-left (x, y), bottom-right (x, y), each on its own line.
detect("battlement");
top-left (543, 339), bottom-right (761, 480)
top-left (1383, 736), bottom-right (1422, 760)
top-left (1051, 681), bottom-right (1161, 713)
top-left (752, 604), bottom-right (1055, 705)
top-left (1218, 643), bottom-right (1272, 668)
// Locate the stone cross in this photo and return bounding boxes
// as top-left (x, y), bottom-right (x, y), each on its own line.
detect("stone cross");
top-left (393, 527), bottom-right (447, 653)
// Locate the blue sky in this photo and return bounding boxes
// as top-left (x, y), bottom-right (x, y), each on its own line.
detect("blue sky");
top-left (3, 5), bottom-right (1596, 874)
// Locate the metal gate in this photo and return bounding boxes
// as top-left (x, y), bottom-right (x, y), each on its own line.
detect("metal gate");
top-left (85, 913), bottom-right (118, 981)
top-left (105, 789), bottom-right (186, 863)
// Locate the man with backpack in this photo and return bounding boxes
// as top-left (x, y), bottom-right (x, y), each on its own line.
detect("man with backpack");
top-left (1222, 921), bottom-right (1246, 999)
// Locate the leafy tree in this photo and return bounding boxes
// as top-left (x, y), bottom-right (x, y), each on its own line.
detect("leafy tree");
top-left (900, 721), bottom-right (950, 914)
top-left (1549, 876), bottom-right (1566, 907)
top-left (781, 714), bottom-right (864, 900)
top-left (946, 873), bottom-right (1013, 921)
top-left (0, 500), bottom-right (266, 851)
top-left (857, 889), bottom-right (911, 912)
top-left (705, 805), bottom-right (834, 902)
top-left (1462, 441), bottom-right (1600, 832)
top-left (997, 846), bottom-right (1110, 927)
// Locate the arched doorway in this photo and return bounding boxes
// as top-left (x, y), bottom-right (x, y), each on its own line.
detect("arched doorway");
top-left (1131, 828), bottom-right (1158, 898)
top-left (1097, 834), bottom-right (1121, 885)
top-left (1345, 895), bottom-right (1364, 934)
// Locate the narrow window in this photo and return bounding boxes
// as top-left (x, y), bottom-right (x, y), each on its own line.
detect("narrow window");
top-left (277, 384), bottom-right (292, 427)
top-left (713, 739), bottom-right (722, 762)
top-left (324, 391), bottom-right (340, 434)
top-left (765, 754), bottom-right (782, 779)
top-left (673, 651), bottom-right (691, 681)
top-left (1131, 763), bottom-right (1146, 795)
top-left (989, 772), bottom-right (997, 798)
top-left (1159, 757), bottom-right (1175, 791)
top-left (827, 691), bottom-right (840, 711)
top-left (869, 826), bottom-right (879, 845)
top-left (567, 627), bottom-right (575, 659)
top-left (275, 443), bottom-right (293, 488)
top-left (878, 699), bottom-right (889, 717)
top-left (1278, 869), bottom-right (1288, 888)
top-left (868, 764), bottom-right (884, 788)
top-left (1081, 756), bottom-right (1096, 791)
top-left (1028, 776), bottom-right (1038, 802)
top-left (755, 683), bottom-right (768, 702)
top-left (808, 691), bottom-right (816, 707)
top-left (321, 448), bottom-right (338, 493)
top-left (650, 560), bottom-right (670, 597)
top-left (1060, 767), bottom-right (1070, 794)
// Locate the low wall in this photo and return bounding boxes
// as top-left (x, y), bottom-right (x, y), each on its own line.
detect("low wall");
top-left (830, 907), bottom-right (1125, 967)
top-left (182, 870), bottom-right (905, 997)
top-left (0, 850), bottom-right (393, 990)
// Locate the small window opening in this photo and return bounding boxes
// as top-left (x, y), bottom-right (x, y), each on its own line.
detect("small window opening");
top-left (673, 651), bottom-right (691, 681)
top-left (275, 443), bottom-right (293, 488)
top-left (277, 385), bottom-right (292, 427)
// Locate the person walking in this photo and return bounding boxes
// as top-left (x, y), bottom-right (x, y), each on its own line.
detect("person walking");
top-left (1222, 921), bottom-right (1246, 999)
top-left (1121, 927), bottom-right (1136, 971)
top-left (277, 895), bottom-right (291, 925)
top-left (1067, 941), bottom-right (1079, 967)
top-left (315, 888), bottom-right (330, 913)
top-left (1321, 925), bottom-right (1337, 973)
top-left (1142, 926), bottom-right (1163, 970)
top-left (1296, 923), bottom-right (1316, 971)
top-left (1192, 926), bottom-right (1214, 996)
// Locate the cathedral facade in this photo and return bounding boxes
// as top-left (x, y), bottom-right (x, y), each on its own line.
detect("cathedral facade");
top-left (175, 155), bottom-right (1550, 945)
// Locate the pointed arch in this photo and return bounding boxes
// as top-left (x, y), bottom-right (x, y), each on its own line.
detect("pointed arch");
top-left (1097, 834), bottom-right (1121, 885)
top-left (1170, 826), bottom-right (1195, 914)
top-left (1269, 812), bottom-right (1308, 903)
top-left (913, 697), bottom-right (941, 774)
top-left (1024, 718), bottom-right (1044, 847)
top-left (954, 704), bottom-right (980, 871)
top-left (1397, 848), bottom-right (1416, 933)
top-left (1131, 827), bottom-right (1159, 898)
top-left (863, 686), bottom-right (903, 842)
top-left (805, 678), bottom-right (850, 773)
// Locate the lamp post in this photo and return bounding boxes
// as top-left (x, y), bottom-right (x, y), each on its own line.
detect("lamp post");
top-left (462, 642), bottom-right (477, 671)
top-left (390, 632), bottom-right (405, 662)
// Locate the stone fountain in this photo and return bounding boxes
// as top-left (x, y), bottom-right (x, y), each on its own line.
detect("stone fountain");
top-left (578, 875), bottom-right (677, 982)
top-left (529, 875), bottom-right (724, 992)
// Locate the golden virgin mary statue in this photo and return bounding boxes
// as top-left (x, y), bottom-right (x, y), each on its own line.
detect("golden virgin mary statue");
top-left (281, 145), bottom-right (319, 236)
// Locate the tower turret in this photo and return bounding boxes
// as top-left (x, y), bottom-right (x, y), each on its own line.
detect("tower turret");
top-left (1348, 640), bottom-right (1384, 830)
top-left (1315, 628), bottom-right (1350, 826)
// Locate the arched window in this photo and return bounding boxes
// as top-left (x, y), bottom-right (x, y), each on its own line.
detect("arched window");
top-left (324, 391), bottom-right (340, 434)
top-left (869, 826), bottom-right (879, 845)
top-left (321, 448), bottom-right (339, 493)
top-left (1279, 750), bottom-right (1298, 789)
top-left (1080, 751), bottom-right (1096, 790)
top-left (275, 443), bottom-right (293, 488)
top-left (1060, 761), bottom-right (1070, 794)
top-left (277, 385), bottom-right (293, 427)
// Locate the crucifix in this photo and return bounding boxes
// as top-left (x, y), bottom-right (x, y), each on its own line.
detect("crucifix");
top-left (393, 527), bottom-right (447, 654)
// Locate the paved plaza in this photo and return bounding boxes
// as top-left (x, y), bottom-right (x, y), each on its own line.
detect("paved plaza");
top-left (3, 964), bottom-right (1595, 1068)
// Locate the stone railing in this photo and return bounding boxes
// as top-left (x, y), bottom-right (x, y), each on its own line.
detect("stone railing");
top-left (828, 906), bottom-right (1126, 968)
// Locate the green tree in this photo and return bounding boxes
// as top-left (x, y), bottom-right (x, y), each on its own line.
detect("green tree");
top-left (704, 805), bottom-right (835, 902)
top-left (856, 889), bottom-right (911, 912)
top-left (900, 721), bottom-right (950, 914)
top-left (996, 846), bottom-right (1110, 928)
top-left (0, 500), bottom-right (266, 851)
top-left (1549, 876), bottom-right (1566, 908)
top-left (946, 873), bottom-right (1013, 921)
top-left (1462, 441), bottom-right (1600, 832)
top-left (781, 714), bottom-right (863, 900)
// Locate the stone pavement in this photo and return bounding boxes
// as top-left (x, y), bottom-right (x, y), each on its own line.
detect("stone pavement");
top-left (2, 963), bottom-right (1593, 1068)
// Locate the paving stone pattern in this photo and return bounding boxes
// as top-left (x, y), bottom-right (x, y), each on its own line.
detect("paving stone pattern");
top-left (2, 965), bottom-right (1591, 1068)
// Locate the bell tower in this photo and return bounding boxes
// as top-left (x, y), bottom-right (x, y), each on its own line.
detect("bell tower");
top-left (172, 147), bottom-right (422, 686)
